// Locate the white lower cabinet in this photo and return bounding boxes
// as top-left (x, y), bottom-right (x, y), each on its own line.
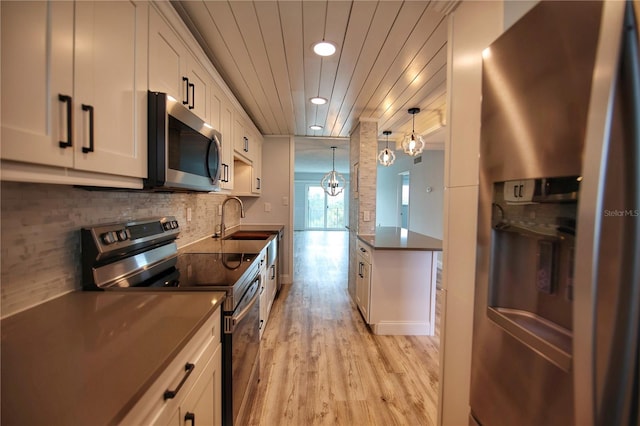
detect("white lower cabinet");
top-left (355, 240), bottom-right (372, 322)
top-left (354, 239), bottom-right (439, 336)
top-left (258, 252), bottom-right (268, 340)
top-left (121, 306), bottom-right (222, 426)
top-left (179, 342), bottom-right (222, 426)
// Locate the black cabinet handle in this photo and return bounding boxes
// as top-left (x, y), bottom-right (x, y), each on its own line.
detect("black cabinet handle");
top-left (189, 82), bottom-right (195, 110)
top-left (58, 94), bottom-right (73, 148)
top-left (182, 77), bottom-right (190, 105)
top-left (225, 164), bottom-right (230, 182)
top-left (81, 104), bottom-right (94, 153)
top-left (358, 261), bottom-right (363, 278)
top-left (513, 184), bottom-right (518, 198)
top-left (270, 265), bottom-right (276, 280)
top-left (163, 362), bottom-right (195, 400)
top-left (243, 136), bottom-right (249, 152)
top-left (256, 177), bottom-right (261, 190)
top-left (184, 412), bottom-right (195, 426)
top-left (519, 184), bottom-right (524, 198)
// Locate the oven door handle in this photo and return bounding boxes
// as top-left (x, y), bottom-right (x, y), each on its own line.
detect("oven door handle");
top-left (224, 278), bottom-right (260, 334)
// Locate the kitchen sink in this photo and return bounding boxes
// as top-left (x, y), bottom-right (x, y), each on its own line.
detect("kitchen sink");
top-left (223, 231), bottom-right (274, 240)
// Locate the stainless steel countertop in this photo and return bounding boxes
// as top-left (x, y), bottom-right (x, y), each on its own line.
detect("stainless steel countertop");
top-left (1, 291), bottom-right (225, 425)
top-left (357, 227), bottom-right (443, 251)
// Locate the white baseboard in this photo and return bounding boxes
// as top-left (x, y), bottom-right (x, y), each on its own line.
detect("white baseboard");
top-left (370, 321), bottom-right (434, 336)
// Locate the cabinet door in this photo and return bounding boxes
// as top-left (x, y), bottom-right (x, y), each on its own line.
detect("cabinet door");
top-left (251, 134), bottom-right (262, 194)
top-left (185, 57), bottom-right (211, 123)
top-left (180, 341), bottom-right (222, 426)
top-left (149, 6), bottom-right (188, 102)
top-left (356, 257), bottom-right (371, 322)
top-left (268, 263), bottom-right (277, 307)
top-left (1, 0), bottom-right (74, 167)
top-left (219, 98), bottom-right (234, 190)
top-left (234, 118), bottom-right (249, 155)
top-left (74, 0), bottom-right (148, 178)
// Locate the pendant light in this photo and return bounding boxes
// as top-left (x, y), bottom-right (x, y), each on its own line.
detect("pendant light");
top-left (378, 130), bottom-right (396, 167)
top-left (321, 146), bottom-right (346, 197)
top-left (402, 107), bottom-right (425, 156)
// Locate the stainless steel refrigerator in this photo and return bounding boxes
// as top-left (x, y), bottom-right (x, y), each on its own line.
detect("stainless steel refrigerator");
top-left (470, 1), bottom-right (639, 425)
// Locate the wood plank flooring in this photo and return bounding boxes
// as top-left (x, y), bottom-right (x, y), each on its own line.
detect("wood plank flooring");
top-left (246, 230), bottom-right (440, 426)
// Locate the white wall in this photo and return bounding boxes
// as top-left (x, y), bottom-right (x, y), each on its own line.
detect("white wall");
top-left (376, 155), bottom-right (412, 227)
top-left (242, 135), bottom-right (294, 284)
top-left (376, 150), bottom-right (444, 239)
top-left (409, 150), bottom-right (444, 239)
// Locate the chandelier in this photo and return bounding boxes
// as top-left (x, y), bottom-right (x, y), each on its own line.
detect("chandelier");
top-left (378, 130), bottom-right (395, 166)
top-left (320, 146), bottom-right (346, 197)
top-left (402, 107), bottom-right (425, 156)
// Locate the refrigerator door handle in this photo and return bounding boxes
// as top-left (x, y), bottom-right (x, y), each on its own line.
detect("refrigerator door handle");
top-left (573, 1), bottom-right (628, 425)
top-left (598, 2), bottom-right (640, 425)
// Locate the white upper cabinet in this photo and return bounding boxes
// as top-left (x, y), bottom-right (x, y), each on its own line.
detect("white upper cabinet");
top-left (73, 0), bottom-right (148, 177)
top-left (149, 6), bottom-right (189, 104)
top-left (215, 89), bottom-right (235, 191)
top-left (250, 132), bottom-right (262, 195)
top-left (1, 1), bottom-right (74, 168)
top-left (185, 57), bottom-right (212, 123)
top-left (234, 117), bottom-right (250, 158)
top-left (1, 0), bottom-right (148, 181)
top-left (149, 7), bottom-right (210, 124)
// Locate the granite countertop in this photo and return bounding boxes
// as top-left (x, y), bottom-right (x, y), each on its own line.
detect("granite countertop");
top-left (180, 224), bottom-right (284, 254)
top-left (1, 291), bottom-right (225, 425)
top-left (358, 227), bottom-right (443, 251)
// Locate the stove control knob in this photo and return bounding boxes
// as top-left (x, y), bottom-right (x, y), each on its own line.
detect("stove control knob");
top-left (101, 231), bottom-right (117, 245)
top-left (163, 222), bottom-right (172, 231)
top-left (117, 229), bottom-right (128, 241)
top-left (172, 220), bottom-right (179, 229)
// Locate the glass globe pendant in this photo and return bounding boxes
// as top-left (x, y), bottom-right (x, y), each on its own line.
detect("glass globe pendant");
top-left (321, 146), bottom-right (346, 196)
top-left (402, 107), bottom-right (425, 156)
top-left (378, 130), bottom-right (395, 166)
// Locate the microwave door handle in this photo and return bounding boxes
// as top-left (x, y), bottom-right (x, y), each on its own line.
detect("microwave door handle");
top-left (206, 137), bottom-right (222, 185)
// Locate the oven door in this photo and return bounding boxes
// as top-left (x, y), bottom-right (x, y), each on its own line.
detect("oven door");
top-left (223, 275), bottom-right (260, 426)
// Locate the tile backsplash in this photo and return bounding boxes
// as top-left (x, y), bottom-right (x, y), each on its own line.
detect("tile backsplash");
top-left (0, 181), bottom-right (235, 318)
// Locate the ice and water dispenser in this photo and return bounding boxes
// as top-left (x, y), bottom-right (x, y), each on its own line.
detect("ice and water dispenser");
top-left (488, 176), bottom-right (580, 371)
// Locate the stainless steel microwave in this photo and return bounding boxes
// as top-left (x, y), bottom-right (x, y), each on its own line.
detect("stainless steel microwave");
top-left (145, 91), bottom-right (222, 192)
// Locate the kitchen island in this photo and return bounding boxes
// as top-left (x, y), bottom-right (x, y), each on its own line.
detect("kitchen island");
top-left (356, 227), bottom-right (442, 335)
top-left (0, 291), bottom-right (225, 425)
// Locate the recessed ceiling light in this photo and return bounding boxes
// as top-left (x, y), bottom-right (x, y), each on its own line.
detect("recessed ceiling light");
top-left (310, 97), bottom-right (328, 105)
top-left (313, 41), bottom-right (336, 56)
top-left (309, 124), bottom-right (323, 131)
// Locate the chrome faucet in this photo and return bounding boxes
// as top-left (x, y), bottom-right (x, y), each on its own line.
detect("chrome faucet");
top-left (220, 196), bottom-right (245, 237)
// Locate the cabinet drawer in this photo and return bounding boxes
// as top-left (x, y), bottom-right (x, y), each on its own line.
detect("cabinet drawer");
top-left (356, 240), bottom-right (372, 263)
top-left (121, 305), bottom-right (222, 425)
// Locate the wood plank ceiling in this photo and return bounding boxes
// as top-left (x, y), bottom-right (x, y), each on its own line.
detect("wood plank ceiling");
top-left (172, 0), bottom-right (451, 146)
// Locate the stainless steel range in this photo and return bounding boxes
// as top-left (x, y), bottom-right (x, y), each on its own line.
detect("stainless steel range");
top-left (82, 216), bottom-right (261, 426)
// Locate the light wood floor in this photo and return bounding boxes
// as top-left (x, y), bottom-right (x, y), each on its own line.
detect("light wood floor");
top-left (246, 230), bottom-right (441, 426)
